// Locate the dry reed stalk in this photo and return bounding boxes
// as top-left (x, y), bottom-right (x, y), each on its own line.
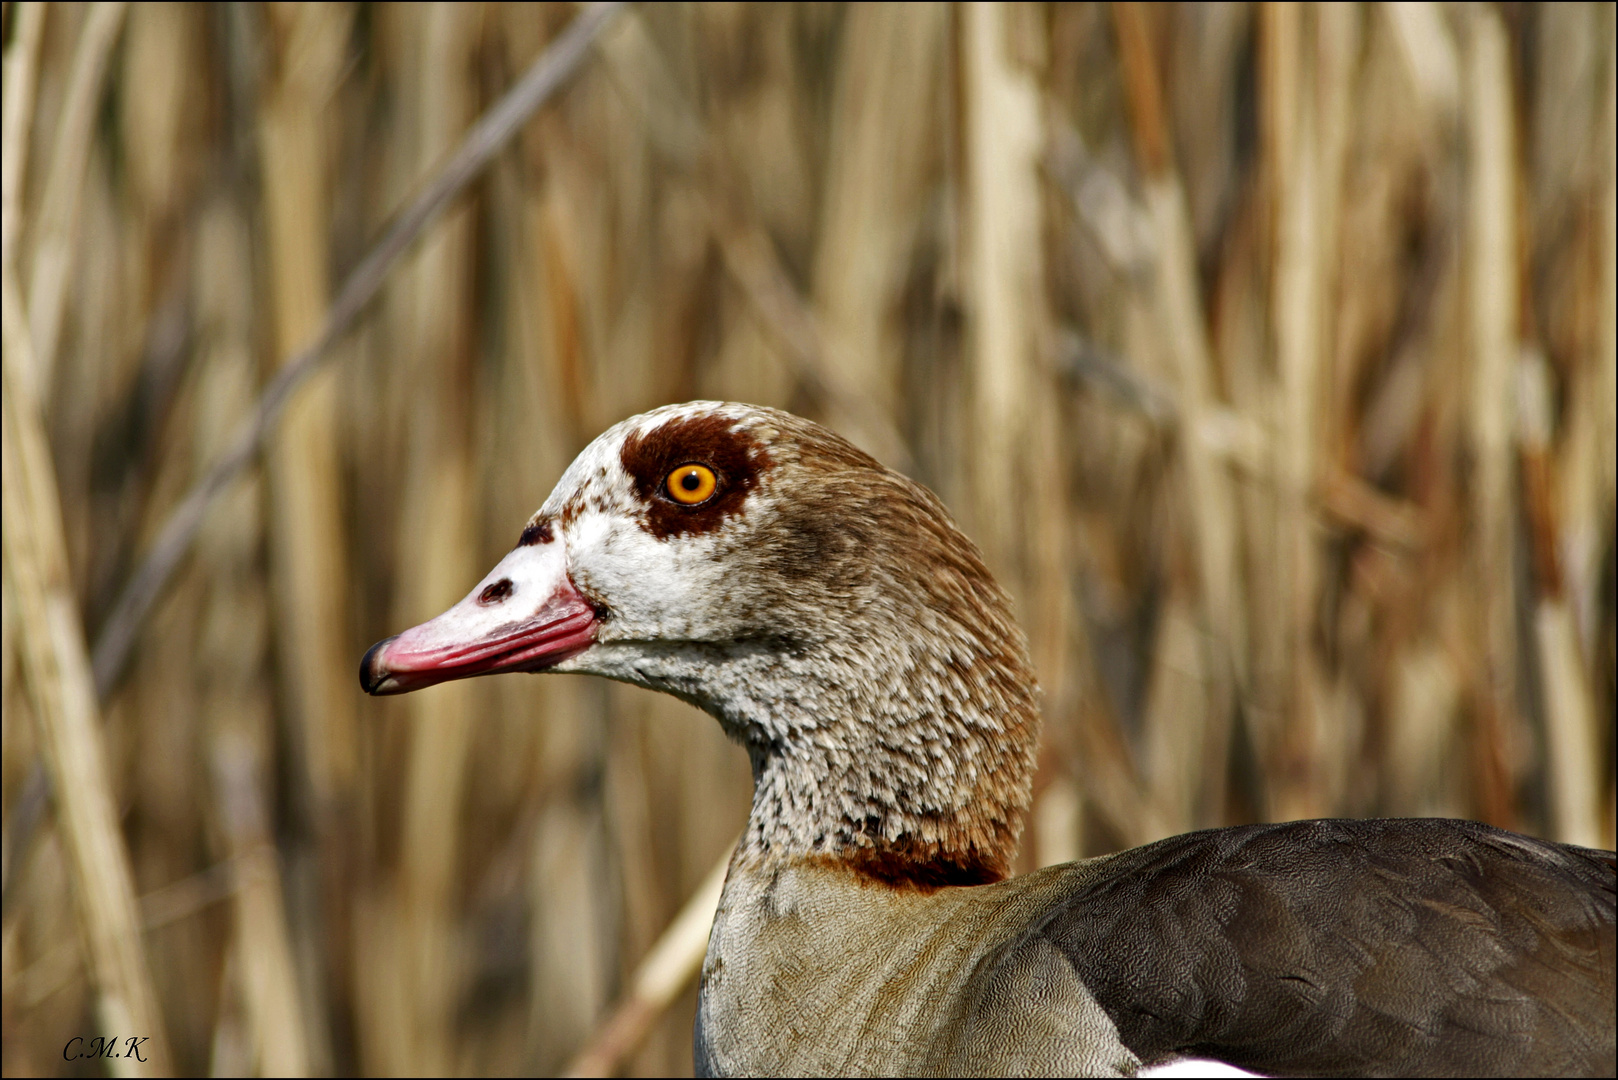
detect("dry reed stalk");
top-left (958, 4), bottom-right (1081, 870)
top-left (1605, 43), bottom-right (1617, 514)
top-left (211, 734), bottom-right (310, 1077)
top-left (194, 191), bottom-right (315, 1076)
top-left (601, 699), bottom-right (666, 990)
top-left (1033, 775), bottom-right (1083, 869)
top-left (1518, 347), bottom-right (1603, 847)
top-left (24, 0), bottom-right (125, 400)
top-left (1463, 6), bottom-right (1526, 817)
top-left (1112, 1), bottom-right (1242, 832)
top-left (560, 845), bottom-right (730, 1078)
top-left (1385, 642), bottom-right (1465, 817)
top-left (813, 2), bottom-right (944, 425)
top-left (258, 0), bottom-right (358, 859)
top-left (1602, 35), bottom-right (1617, 850)
top-left (0, 11), bottom-right (47, 905)
top-left (1532, 8), bottom-right (1618, 850)
top-left (2, 8), bottom-right (167, 1067)
top-left (524, 791), bottom-right (614, 1072)
top-left (207, 943), bottom-right (251, 1075)
top-left (2, 288), bottom-right (171, 1074)
top-left (9, 842), bottom-right (91, 1016)
top-left (390, 6), bottom-right (484, 1073)
top-left (1043, 136), bottom-right (1195, 841)
top-left (1046, 129), bottom-right (1158, 285)
top-left (1263, 0), bottom-right (1318, 820)
top-left (117, 4), bottom-right (193, 223)
top-left (1548, 24), bottom-right (1618, 679)
top-left (959, 0), bottom-right (1043, 577)
top-left (528, 151), bottom-right (597, 449)
top-left (0, 581), bottom-right (18, 876)
top-left (1115, 0), bottom-right (1246, 681)
top-left (1, 0), bottom-right (56, 1001)
top-left (133, 857), bottom-right (239, 936)
top-left (1022, 331), bottom-right (1084, 820)
top-left (1265, 4), bottom-right (1358, 820)
top-left (0, 1), bottom-right (46, 277)
top-left (1309, 3), bottom-right (1360, 816)
top-left (1069, 699), bottom-right (1175, 850)
top-left (590, 10), bottom-right (705, 170)
top-left (255, 11), bottom-right (356, 1068)
top-left (1036, 584), bottom-right (1121, 856)
top-left (1139, 600), bottom-right (1209, 834)
top-left (1382, 1), bottom-right (1460, 121)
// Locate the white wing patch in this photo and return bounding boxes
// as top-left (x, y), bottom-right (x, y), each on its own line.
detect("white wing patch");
top-left (1140, 1058), bottom-right (1265, 1078)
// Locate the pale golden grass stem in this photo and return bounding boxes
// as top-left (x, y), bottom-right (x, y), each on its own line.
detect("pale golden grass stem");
top-left (389, 6), bottom-right (484, 1073)
top-left (258, 0), bottom-right (358, 839)
top-left (2, 284), bottom-right (171, 1075)
top-left (960, 0), bottom-right (1043, 575)
top-left (211, 732), bottom-right (310, 1076)
top-left (1518, 348), bottom-right (1604, 847)
top-left (1465, 6), bottom-right (1527, 815)
top-left (24, 0), bottom-right (125, 400)
top-left (812, 2), bottom-right (944, 427)
top-left (1113, 1), bottom-right (1242, 832)
top-left (560, 847), bottom-right (730, 1078)
top-left (0, 1), bottom-right (45, 279)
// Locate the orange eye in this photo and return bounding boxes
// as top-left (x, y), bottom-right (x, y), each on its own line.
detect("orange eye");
top-left (666, 463), bottom-right (718, 505)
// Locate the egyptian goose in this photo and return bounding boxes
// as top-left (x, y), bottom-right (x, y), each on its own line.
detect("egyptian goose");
top-left (361, 402), bottom-right (1616, 1077)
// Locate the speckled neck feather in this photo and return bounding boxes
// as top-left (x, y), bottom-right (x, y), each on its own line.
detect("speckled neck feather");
top-left (601, 409), bottom-right (1040, 888)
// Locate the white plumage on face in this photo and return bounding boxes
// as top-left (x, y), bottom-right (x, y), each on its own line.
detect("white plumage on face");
top-left (547, 474), bottom-right (722, 647)
top-left (541, 402), bottom-right (788, 662)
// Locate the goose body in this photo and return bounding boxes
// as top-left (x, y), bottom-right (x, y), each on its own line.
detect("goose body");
top-left (361, 401), bottom-right (1616, 1077)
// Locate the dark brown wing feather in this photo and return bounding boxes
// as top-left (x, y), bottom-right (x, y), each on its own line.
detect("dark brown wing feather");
top-left (1038, 819), bottom-right (1616, 1077)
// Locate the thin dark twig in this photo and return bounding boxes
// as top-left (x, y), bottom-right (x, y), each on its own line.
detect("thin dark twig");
top-left (88, 1), bottom-right (626, 699)
top-left (1052, 329), bottom-right (1177, 426)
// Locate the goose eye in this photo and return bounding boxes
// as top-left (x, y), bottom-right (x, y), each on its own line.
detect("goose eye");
top-left (666, 463), bottom-right (717, 505)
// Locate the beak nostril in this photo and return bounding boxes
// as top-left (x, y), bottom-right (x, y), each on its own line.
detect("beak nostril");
top-left (478, 578), bottom-right (514, 605)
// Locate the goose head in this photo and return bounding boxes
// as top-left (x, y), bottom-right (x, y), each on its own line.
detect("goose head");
top-left (361, 402), bottom-right (1039, 887)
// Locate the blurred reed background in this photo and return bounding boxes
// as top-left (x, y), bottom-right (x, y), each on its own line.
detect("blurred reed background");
top-left (2, 2), bottom-right (1614, 1075)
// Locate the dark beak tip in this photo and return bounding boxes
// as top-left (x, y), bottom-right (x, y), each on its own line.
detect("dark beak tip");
top-left (359, 637), bottom-right (396, 695)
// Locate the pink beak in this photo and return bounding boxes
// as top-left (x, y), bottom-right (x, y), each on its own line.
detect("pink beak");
top-left (360, 539), bottom-right (599, 695)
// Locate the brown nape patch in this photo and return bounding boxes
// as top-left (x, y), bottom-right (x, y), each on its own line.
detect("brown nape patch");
top-left (518, 518), bottom-right (553, 547)
top-left (817, 842), bottom-right (1008, 893)
top-left (619, 414), bottom-right (771, 540)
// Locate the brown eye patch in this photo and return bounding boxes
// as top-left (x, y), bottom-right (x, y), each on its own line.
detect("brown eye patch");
top-left (620, 414), bottom-right (770, 540)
